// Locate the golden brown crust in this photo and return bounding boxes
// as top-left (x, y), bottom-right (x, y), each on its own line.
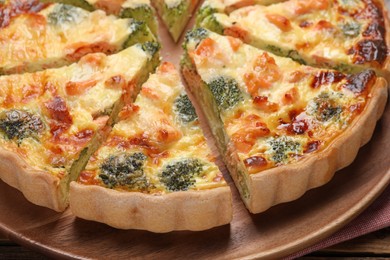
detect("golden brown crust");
top-left (69, 182), bottom-right (233, 232)
top-left (0, 147), bottom-right (68, 212)
top-left (182, 64), bottom-right (388, 214)
top-left (247, 77), bottom-right (388, 213)
top-left (381, 1), bottom-right (390, 79)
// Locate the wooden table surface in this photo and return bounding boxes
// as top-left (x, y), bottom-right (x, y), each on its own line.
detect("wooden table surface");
top-left (0, 227), bottom-right (389, 259)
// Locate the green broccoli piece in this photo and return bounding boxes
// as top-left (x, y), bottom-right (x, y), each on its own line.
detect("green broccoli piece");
top-left (196, 6), bottom-right (218, 27)
top-left (120, 5), bottom-right (157, 35)
top-left (123, 21), bottom-right (156, 48)
top-left (207, 76), bottom-right (243, 110)
top-left (99, 153), bottom-right (149, 190)
top-left (159, 159), bottom-right (204, 191)
top-left (182, 27), bottom-right (209, 50)
top-left (308, 92), bottom-right (343, 122)
top-left (287, 50), bottom-right (307, 65)
top-left (163, 0), bottom-right (188, 27)
top-left (174, 94), bottom-right (198, 124)
top-left (265, 45), bottom-right (284, 56)
top-left (269, 136), bottom-right (301, 164)
top-left (200, 14), bottom-right (224, 35)
top-left (340, 22), bottom-right (361, 37)
top-left (0, 109), bottom-right (44, 142)
top-left (47, 4), bottom-right (86, 25)
top-left (41, 0), bottom-right (94, 11)
top-left (139, 41), bottom-right (160, 57)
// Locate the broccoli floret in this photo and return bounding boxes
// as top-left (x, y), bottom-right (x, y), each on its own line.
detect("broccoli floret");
top-left (266, 45), bottom-right (284, 56)
top-left (139, 41), bottom-right (160, 57)
top-left (47, 4), bottom-right (86, 25)
top-left (200, 14), bottom-right (224, 34)
top-left (340, 22), bottom-right (361, 37)
top-left (41, 0), bottom-right (94, 11)
top-left (159, 159), bottom-right (204, 191)
top-left (120, 5), bottom-right (157, 35)
top-left (121, 5), bottom-right (153, 20)
top-left (174, 94), bottom-right (198, 124)
top-left (0, 109), bottom-right (44, 142)
top-left (196, 6), bottom-right (218, 27)
top-left (99, 153), bottom-right (149, 190)
top-left (207, 76), bottom-right (243, 110)
top-left (164, 0), bottom-right (188, 27)
top-left (182, 27), bottom-right (209, 50)
top-left (287, 50), bottom-right (307, 65)
top-left (123, 20), bottom-right (156, 48)
top-left (269, 136), bottom-right (301, 164)
top-left (308, 92), bottom-right (343, 122)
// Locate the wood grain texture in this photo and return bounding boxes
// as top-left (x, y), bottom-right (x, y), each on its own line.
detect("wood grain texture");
top-left (320, 228), bottom-right (390, 255)
top-left (0, 4), bottom-right (389, 260)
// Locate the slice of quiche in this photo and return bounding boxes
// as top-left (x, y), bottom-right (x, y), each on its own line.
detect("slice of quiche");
top-left (0, 43), bottom-right (160, 212)
top-left (42, 0), bottom-right (158, 35)
top-left (70, 62), bottom-right (232, 232)
top-left (200, 0), bottom-right (390, 75)
top-left (152, 0), bottom-right (200, 42)
top-left (0, 0), bottom-right (155, 74)
top-left (196, 0), bottom-right (287, 26)
top-left (181, 29), bottom-right (388, 213)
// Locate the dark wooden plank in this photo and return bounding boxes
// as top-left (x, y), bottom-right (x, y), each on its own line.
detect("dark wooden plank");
top-left (0, 246), bottom-right (50, 260)
top-left (319, 228), bottom-right (390, 255)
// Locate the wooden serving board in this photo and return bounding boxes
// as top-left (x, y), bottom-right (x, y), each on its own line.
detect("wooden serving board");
top-left (0, 10), bottom-right (389, 260)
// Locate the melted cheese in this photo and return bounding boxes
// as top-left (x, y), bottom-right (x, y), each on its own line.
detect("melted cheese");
top-left (202, 0), bottom-right (385, 72)
top-left (185, 30), bottom-right (374, 173)
top-left (0, 3), bottom-right (141, 74)
top-left (0, 45), bottom-right (154, 178)
top-left (80, 63), bottom-right (227, 193)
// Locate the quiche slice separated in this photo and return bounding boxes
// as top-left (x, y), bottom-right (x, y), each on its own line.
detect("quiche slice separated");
top-left (0, 0), bottom-right (155, 74)
top-left (0, 43), bottom-right (160, 212)
top-left (152, 0), bottom-right (200, 42)
top-left (199, 0), bottom-right (390, 75)
top-left (42, 0), bottom-right (158, 35)
top-left (181, 29), bottom-right (388, 213)
top-left (70, 62), bottom-right (232, 232)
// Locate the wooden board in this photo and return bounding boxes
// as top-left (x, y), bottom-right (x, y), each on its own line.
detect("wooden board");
top-left (0, 8), bottom-right (389, 260)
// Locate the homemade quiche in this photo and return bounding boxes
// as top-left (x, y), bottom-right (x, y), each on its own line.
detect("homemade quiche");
top-left (199, 0), bottom-right (390, 75)
top-left (0, 43), bottom-right (159, 211)
top-left (0, 0), bottom-right (387, 233)
top-left (70, 62), bottom-right (232, 232)
top-left (0, 0), bottom-right (155, 74)
top-left (181, 29), bottom-right (388, 213)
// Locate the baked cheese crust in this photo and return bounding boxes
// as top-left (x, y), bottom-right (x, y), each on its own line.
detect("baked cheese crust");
top-left (0, 43), bottom-right (159, 211)
top-left (199, 0), bottom-right (390, 76)
top-left (0, 0), bottom-right (155, 74)
top-left (181, 29), bottom-right (388, 213)
top-left (70, 62), bottom-right (232, 232)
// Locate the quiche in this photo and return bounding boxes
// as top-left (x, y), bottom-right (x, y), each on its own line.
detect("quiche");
top-left (42, 0), bottom-right (158, 35)
top-left (152, 0), bottom-right (200, 42)
top-left (0, 43), bottom-right (159, 212)
top-left (199, 0), bottom-right (390, 75)
top-left (70, 62), bottom-right (232, 232)
top-left (0, 0), bottom-right (155, 74)
top-left (181, 29), bottom-right (388, 213)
